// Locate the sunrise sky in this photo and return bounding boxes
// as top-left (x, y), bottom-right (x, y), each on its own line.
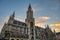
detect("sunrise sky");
top-left (0, 0), bottom-right (60, 32)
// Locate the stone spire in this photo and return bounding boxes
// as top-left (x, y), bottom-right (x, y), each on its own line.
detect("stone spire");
top-left (54, 30), bottom-right (56, 35)
top-left (12, 11), bottom-right (15, 17)
top-left (28, 4), bottom-right (32, 9)
top-left (8, 11), bottom-right (15, 24)
top-left (27, 4), bottom-right (33, 19)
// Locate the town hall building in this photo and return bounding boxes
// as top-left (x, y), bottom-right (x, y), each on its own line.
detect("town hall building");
top-left (1, 4), bottom-right (56, 40)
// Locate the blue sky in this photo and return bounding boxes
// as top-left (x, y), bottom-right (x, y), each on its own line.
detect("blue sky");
top-left (0, 0), bottom-right (60, 32)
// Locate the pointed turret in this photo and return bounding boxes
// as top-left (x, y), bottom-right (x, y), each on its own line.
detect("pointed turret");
top-left (28, 4), bottom-right (32, 9)
top-left (8, 11), bottom-right (15, 24)
top-left (26, 4), bottom-right (33, 19)
top-left (54, 30), bottom-right (56, 35)
top-left (27, 3), bottom-right (33, 12)
top-left (25, 4), bottom-right (34, 25)
top-left (53, 30), bottom-right (56, 40)
top-left (12, 11), bottom-right (15, 17)
top-left (46, 25), bottom-right (50, 29)
top-left (54, 30), bottom-right (55, 33)
top-left (10, 11), bottom-right (15, 19)
top-left (45, 25), bottom-right (52, 32)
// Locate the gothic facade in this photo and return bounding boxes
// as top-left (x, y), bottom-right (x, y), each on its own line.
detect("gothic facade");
top-left (1, 4), bottom-right (56, 40)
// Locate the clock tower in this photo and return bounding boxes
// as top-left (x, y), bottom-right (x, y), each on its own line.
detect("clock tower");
top-left (25, 4), bottom-right (35, 40)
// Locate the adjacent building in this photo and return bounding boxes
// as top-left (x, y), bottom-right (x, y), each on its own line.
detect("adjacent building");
top-left (56, 32), bottom-right (60, 40)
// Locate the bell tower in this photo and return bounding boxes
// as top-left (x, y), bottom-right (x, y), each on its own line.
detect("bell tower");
top-left (26, 4), bottom-right (33, 19)
top-left (25, 4), bottom-right (35, 40)
top-left (25, 4), bottom-right (35, 27)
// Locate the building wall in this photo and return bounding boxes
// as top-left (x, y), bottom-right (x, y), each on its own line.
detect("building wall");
top-left (1, 23), bottom-right (55, 40)
top-left (56, 34), bottom-right (60, 40)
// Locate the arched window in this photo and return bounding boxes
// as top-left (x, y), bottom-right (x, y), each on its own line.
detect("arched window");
top-left (21, 39), bottom-right (23, 40)
top-left (5, 31), bottom-right (10, 37)
top-left (30, 22), bottom-right (33, 27)
top-left (31, 36), bottom-right (34, 40)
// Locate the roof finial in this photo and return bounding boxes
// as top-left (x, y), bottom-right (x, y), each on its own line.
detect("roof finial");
top-left (12, 11), bottom-right (15, 17)
top-left (46, 24), bottom-right (50, 29)
top-left (28, 3), bottom-right (32, 9)
top-left (54, 29), bottom-right (56, 33)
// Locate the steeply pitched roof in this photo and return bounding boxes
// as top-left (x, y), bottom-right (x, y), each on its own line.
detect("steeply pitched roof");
top-left (13, 19), bottom-right (26, 26)
top-left (35, 26), bottom-right (45, 32)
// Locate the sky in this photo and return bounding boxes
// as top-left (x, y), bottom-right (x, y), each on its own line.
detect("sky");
top-left (0, 0), bottom-right (60, 32)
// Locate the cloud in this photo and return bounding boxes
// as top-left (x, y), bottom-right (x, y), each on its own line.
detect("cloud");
top-left (38, 16), bottom-right (50, 22)
top-left (39, 16), bottom-right (50, 20)
top-left (55, 28), bottom-right (60, 32)
top-left (35, 19), bottom-right (46, 28)
top-left (51, 27), bottom-right (60, 32)
top-left (50, 23), bottom-right (60, 27)
top-left (35, 16), bottom-right (50, 28)
top-left (49, 23), bottom-right (60, 32)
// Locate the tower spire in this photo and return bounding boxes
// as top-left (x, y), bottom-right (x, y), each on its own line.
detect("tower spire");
top-left (28, 3), bottom-right (32, 9)
top-left (12, 11), bottom-right (15, 17)
top-left (54, 30), bottom-right (56, 34)
top-left (8, 11), bottom-right (15, 24)
top-left (26, 4), bottom-right (33, 19)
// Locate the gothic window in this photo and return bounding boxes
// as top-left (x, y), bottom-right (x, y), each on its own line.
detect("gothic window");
top-left (31, 36), bottom-right (34, 40)
top-left (20, 27), bottom-right (24, 34)
top-left (21, 39), bottom-right (23, 40)
top-left (35, 30), bottom-right (37, 36)
top-left (31, 32), bottom-right (34, 35)
top-left (30, 22), bottom-right (33, 27)
top-left (45, 32), bottom-right (48, 38)
top-left (27, 28), bottom-right (28, 34)
top-left (32, 29), bottom-right (33, 32)
top-left (31, 29), bottom-right (34, 35)
top-left (5, 31), bottom-right (10, 37)
top-left (18, 22), bottom-right (21, 25)
top-left (24, 28), bottom-right (27, 34)
top-left (17, 39), bottom-right (19, 40)
top-left (13, 20), bottom-right (17, 24)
